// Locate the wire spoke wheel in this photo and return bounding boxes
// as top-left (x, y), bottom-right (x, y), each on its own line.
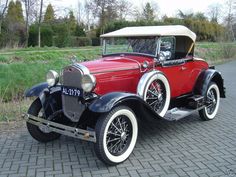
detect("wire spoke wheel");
top-left (94, 106), bottom-right (138, 165)
top-left (206, 87), bottom-right (217, 115)
top-left (146, 79), bottom-right (166, 114)
top-left (106, 116), bottom-right (132, 156)
top-left (199, 82), bottom-right (220, 120)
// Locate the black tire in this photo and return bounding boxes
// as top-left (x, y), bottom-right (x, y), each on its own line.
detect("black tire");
top-left (94, 106), bottom-right (138, 165)
top-left (199, 82), bottom-right (220, 121)
top-left (26, 98), bottom-right (61, 143)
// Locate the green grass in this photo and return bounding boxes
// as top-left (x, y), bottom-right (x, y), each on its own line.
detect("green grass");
top-left (0, 42), bottom-right (236, 121)
top-left (0, 46), bottom-right (102, 102)
top-left (195, 42), bottom-right (236, 64)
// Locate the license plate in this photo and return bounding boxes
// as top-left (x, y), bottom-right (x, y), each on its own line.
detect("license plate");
top-left (62, 86), bottom-right (82, 97)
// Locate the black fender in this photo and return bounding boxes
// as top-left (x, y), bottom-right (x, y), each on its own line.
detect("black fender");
top-left (88, 92), bottom-right (162, 119)
top-left (24, 82), bottom-right (48, 97)
top-left (25, 83), bottom-right (62, 118)
top-left (194, 69), bottom-right (226, 98)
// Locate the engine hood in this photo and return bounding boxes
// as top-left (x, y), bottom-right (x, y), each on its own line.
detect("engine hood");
top-left (81, 55), bottom-right (153, 74)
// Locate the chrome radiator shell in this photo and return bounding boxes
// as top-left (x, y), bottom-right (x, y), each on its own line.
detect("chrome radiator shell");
top-left (61, 65), bottom-right (86, 122)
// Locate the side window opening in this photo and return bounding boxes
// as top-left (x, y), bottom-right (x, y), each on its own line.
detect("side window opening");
top-left (159, 37), bottom-right (176, 61)
top-left (175, 36), bottom-right (194, 59)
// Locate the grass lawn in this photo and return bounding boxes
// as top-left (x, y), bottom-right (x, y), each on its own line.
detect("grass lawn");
top-left (0, 42), bottom-right (235, 121)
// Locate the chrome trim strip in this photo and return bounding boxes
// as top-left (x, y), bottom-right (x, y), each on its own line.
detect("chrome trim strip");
top-left (25, 113), bottom-right (96, 143)
top-left (73, 63), bottom-right (90, 75)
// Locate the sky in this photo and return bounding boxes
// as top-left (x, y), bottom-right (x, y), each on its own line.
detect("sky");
top-left (50, 0), bottom-right (225, 18)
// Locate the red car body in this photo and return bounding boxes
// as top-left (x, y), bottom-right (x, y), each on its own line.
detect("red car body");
top-left (25, 25), bottom-right (225, 165)
top-left (82, 55), bottom-right (209, 98)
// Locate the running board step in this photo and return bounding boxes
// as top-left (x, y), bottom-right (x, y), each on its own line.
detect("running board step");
top-left (164, 106), bottom-right (204, 121)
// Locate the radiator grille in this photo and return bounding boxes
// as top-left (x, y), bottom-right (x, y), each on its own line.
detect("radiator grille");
top-left (62, 65), bottom-right (85, 122)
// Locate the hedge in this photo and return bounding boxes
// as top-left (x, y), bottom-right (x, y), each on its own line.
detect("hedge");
top-left (53, 36), bottom-right (92, 47)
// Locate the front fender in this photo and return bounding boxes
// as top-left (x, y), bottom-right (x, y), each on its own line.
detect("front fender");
top-left (88, 92), bottom-right (162, 119)
top-left (24, 82), bottom-right (48, 97)
top-left (25, 83), bottom-right (62, 115)
top-left (194, 69), bottom-right (226, 98)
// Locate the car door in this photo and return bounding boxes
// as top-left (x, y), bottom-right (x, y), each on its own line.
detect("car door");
top-left (156, 36), bottom-right (191, 98)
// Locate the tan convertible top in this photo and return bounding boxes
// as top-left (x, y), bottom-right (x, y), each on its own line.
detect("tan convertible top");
top-left (100, 25), bottom-right (196, 42)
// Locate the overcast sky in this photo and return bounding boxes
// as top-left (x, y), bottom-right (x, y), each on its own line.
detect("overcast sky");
top-left (50, 0), bottom-right (224, 18)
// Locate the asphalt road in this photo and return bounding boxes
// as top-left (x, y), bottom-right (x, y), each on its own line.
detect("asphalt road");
top-left (0, 60), bottom-right (236, 177)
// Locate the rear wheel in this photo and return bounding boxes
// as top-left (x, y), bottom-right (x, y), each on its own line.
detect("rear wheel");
top-left (26, 98), bottom-right (61, 142)
top-left (94, 106), bottom-right (138, 165)
top-left (199, 82), bottom-right (220, 120)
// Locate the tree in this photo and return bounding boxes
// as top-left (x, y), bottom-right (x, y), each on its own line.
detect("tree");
top-left (5, 0), bottom-right (25, 47)
top-left (21, 0), bottom-right (37, 46)
top-left (194, 12), bottom-right (207, 21)
top-left (142, 2), bottom-right (155, 22)
top-left (88, 0), bottom-right (118, 34)
top-left (15, 0), bottom-right (24, 23)
top-left (207, 3), bottom-right (222, 23)
top-left (116, 0), bottom-right (132, 20)
top-left (224, 0), bottom-right (235, 41)
top-left (177, 10), bottom-right (194, 19)
top-left (38, 0), bottom-right (43, 47)
top-left (67, 10), bottom-right (77, 34)
top-left (74, 24), bottom-right (86, 36)
top-left (44, 3), bottom-right (55, 23)
top-left (0, 0), bottom-right (9, 34)
top-left (6, 0), bottom-right (24, 24)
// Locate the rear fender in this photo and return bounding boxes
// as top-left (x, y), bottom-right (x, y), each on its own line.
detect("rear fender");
top-left (88, 92), bottom-right (162, 119)
top-left (194, 69), bottom-right (226, 98)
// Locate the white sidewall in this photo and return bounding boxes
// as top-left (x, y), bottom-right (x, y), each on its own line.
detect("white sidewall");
top-left (103, 109), bottom-right (138, 163)
top-left (204, 84), bottom-right (220, 119)
top-left (143, 74), bottom-right (171, 117)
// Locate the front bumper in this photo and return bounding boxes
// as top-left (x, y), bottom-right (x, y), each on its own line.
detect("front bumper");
top-left (24, 114), bottom-right (96, 143)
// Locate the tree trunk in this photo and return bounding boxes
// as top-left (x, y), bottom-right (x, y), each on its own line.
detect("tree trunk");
top-left (0, 0), bottom-right (9, 35)
top-left (0, 20), bottom-right (2, 34)
top-left (38, 0), bottom-right (43, 47)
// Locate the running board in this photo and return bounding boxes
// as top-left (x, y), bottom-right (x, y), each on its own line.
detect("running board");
top-left (24, 114), bottom-right (96, 143)
top-left (164, 106), bottom-right (204, 121)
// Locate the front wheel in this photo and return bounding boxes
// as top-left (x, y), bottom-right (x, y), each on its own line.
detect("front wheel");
top-left (26, 98), bottom-right (61, 142)
top-left (94, 106), bottom-right (138, 165)
top-left (199, 82), bottom-right (220, 120)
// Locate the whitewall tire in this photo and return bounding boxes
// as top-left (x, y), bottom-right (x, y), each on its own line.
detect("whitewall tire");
top-left (94, 106), bottom-right (138, 165)
top-left (199, 82), bottom-right (220, 120)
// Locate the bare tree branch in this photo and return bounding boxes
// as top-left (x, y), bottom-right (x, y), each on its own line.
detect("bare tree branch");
top-left (0, 0), bottom-right (9, 34)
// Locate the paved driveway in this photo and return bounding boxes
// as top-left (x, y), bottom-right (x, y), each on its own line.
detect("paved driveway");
top-left (0, 60), bottom-right (236, 177)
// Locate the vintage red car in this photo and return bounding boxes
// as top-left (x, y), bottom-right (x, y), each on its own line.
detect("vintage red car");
top-left (25, 25), bottom-right (225, 165)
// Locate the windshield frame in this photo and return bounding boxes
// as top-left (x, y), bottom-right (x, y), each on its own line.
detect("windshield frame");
top-left (102, 36), bottom-right (160, 58)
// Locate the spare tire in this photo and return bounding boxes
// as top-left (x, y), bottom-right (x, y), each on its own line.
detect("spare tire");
top-left (138, 71), bottom-right (170, 117)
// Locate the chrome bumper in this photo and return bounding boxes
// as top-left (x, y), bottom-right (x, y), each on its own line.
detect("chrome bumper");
top-left (24, 114), bottom-right (96, 143)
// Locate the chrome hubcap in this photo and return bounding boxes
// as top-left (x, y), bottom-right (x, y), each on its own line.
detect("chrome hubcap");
top-left (106, 116), bottom-right (132, 156)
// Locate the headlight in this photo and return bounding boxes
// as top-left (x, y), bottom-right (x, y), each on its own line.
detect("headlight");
top-left (82, 74), bottom-right (96, 92)
top-left (46, 70), bottom-right (59, 87)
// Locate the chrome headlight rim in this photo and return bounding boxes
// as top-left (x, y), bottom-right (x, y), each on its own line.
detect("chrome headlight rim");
top-left (46, 70), bottom-right (59, 87)
top-left (81, 74), bottom-right (96, 92)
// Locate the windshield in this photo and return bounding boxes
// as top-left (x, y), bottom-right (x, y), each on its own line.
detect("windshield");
top-left (103, 37), bottom-right (158, 56)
